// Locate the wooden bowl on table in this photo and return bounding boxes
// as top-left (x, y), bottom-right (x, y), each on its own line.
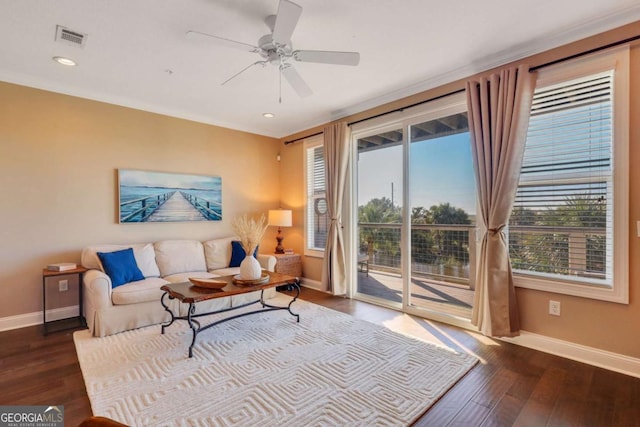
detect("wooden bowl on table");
top-left (189, 277), bottom-right (228, 289)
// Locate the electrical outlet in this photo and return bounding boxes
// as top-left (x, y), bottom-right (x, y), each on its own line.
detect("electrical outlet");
top-left (58, 279), bottom-right (68, 292)
top-left (549, 300), bottom-right (561, 316)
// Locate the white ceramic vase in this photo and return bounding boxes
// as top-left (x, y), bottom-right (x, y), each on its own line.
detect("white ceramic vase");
top-left (239, 255), bottom-right (262, 280)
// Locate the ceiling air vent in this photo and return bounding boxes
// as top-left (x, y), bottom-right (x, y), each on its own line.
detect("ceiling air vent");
top-left (55, 25), bottom-right (87, 47)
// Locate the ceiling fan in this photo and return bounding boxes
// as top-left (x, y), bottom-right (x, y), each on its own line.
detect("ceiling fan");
top-left (186, 0), bottom-right (360, 102)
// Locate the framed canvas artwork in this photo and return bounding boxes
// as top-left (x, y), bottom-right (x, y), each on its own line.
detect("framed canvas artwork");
top-left (118, 169), bottom-right (222, 223)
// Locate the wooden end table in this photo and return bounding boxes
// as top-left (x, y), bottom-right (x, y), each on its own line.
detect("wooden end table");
top-left (42, 266), bottom-right (88, 335)
top-left (160, 271), bottom-right (300, 357)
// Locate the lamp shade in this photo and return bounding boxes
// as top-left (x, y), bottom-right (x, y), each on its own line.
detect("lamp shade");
top-left (268, 209), bottom-right (292, 227)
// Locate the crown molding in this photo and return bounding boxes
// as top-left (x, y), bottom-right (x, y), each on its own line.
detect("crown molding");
top-left (0, 69), bottom-right (283, 138)
top-left (330, 5), bottom-right (640, 123)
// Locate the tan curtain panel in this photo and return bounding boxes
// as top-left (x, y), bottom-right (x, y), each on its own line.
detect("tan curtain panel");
top-left (321, 122), bottom-right (350, 295)
top-left (466, 65), bottom-right (535, 337)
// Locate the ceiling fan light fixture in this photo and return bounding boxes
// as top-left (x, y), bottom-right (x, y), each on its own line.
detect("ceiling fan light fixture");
top-left (187, 0), bottom-right (360, 101)
top-left (53, 56), bottom-right (77, 66)
top-left (263, 112), bottom-right (275, 118)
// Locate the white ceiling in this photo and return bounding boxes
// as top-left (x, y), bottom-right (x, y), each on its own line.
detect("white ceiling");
top-left (1, 1), bottom-right (639, 138)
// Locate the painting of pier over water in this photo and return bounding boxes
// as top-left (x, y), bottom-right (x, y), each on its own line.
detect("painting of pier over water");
top-left (118, 169), bottom-right (222, 223)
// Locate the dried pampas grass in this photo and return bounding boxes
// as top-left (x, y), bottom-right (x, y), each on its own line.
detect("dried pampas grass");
top-left (231, 214), bottom-right (268, 256)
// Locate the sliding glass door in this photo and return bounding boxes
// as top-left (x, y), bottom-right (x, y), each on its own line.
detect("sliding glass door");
top-left (352, 94), bottom-right (476, 321)
top-left (407, 113), bottom-right (475, 318)
top-left (355, 125), bottom-right (404, 308)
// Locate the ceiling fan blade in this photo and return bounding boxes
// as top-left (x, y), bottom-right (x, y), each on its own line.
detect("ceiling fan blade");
top-left (281, 65), bottom-right (312, 98)
top-left (186, 30), bottom-right (260, 53)
top-left (293, 50), bottom-right (360, 66)
top-left (272, 0), bottom-right (302, 45)
top-left (222, 61), bottom-right (266, 86)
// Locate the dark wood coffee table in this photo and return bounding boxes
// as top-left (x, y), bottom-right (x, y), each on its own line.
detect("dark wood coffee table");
top-left (160, 271), bottom-right (300, 357)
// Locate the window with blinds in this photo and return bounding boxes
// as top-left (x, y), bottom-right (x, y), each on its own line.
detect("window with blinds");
top-left (305, 142), bottom-right (329, 252)
top-left (509, 71), bottom-right (613, 286)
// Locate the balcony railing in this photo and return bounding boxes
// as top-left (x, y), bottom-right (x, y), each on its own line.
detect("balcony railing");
top-left (358, 222), bottom-right (607, 287)
top-left (358, 223), bottom-right (476, 288)
top-left (508, 225), bottom-right (607, 280)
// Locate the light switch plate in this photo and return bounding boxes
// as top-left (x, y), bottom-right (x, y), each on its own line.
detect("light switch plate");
top-left (549, 300), bottom-right (561, 316)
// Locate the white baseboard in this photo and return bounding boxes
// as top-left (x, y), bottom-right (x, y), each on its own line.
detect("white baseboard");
top-left (0, 306), bottom-right (79, 332)
top-left (300, 277), bottom-right (323, 290)
top-left (501, 331), bottom-right (640, 379)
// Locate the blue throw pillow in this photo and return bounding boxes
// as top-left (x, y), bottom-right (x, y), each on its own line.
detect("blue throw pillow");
top-left (229, 241), bottom-right (259, 267)
top-left (97, 248), bottom-right (144, 288)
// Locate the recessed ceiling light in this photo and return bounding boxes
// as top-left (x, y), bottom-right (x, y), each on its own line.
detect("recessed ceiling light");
top-left (53, 56), bottom-right (77, 66)
top-left (263, 113), bottom-right (275, 118)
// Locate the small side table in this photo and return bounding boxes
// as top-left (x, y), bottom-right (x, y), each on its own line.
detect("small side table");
top-left (42, 266), bottom-right (88, 335)
top-left (273, 253), bottom-right (302, 277)
top-left (272, 253), bottom-right (302, 292)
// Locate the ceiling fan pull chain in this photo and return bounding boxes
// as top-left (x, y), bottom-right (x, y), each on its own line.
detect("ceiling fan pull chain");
top-left (279, 62), bottom-right (283, 104)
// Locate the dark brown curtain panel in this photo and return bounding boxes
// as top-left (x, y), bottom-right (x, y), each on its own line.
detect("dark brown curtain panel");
top-left (466, 65), bottom-right (535, 337)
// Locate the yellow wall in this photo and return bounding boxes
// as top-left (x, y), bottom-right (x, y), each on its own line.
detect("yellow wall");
top-left (280, 22), bottom-right (640, 359)
top-left (0, 82), bottom-right (280, 319)
top-left (277, 140), bottom-right (324, 282)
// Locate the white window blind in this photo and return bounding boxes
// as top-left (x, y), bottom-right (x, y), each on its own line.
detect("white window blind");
top-left (509, 71), bottom-right (613, 286)
top-left (306, 144), bottom-right (329, 252)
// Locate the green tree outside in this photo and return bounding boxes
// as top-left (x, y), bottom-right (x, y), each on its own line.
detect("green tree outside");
top-left (358, 199), bottom-right (471, 269)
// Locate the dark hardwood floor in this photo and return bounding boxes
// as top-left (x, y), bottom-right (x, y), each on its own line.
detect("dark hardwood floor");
top-left (1, 288), bottom-right (639, 426)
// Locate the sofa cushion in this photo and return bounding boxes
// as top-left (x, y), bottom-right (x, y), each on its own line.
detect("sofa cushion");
top-left (154, 240), bottom-right (207, 277)
top-left (132, 244), bottom-right (161, 278)
top-left (97, 248), bottom-right (145, 288)
top-left (163, 271), bottom-right (219, 284)
top-left (111, 277), bottom-right (170, 305)
top-left (209, 267), bottom-right (241, 277)
top-left (203, 237), bottom-right (235, 270)
top-left (231, 288), bottom-right (276, 306)
top-left (229, 241), bottom-right (259, 267)
top-left (82, 243), bottom-right (160, 278)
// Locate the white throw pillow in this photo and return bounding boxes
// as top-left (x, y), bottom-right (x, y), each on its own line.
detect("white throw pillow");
top-left (154, 240), bottom-right (207, 277)
top-left (203, 237), bottom-right (236, 270)
top-left (132, 244), bottom-right (161, 278)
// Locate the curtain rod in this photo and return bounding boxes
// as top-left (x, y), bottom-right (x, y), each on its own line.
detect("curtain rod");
top-left (347, 88), bottom-right (466, 127)
top-left (529, 33), bottom-right (640, 72)
top-left (283, 88), bottom-right (464, 145)
top-left (283, 130), bottom-right (323, 145)
top-left (283, 33), bottom-right (640, 146)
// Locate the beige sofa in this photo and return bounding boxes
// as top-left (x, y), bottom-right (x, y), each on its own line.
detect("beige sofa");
top-left (81, 237), bottom-right (276, 337)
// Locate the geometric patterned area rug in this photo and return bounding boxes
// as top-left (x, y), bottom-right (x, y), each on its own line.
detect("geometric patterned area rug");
top-left (74, 296), bottom-right (477, 427)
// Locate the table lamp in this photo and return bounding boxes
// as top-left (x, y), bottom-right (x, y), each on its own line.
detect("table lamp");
top-left (268, 209), bottom-right (292, 254)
